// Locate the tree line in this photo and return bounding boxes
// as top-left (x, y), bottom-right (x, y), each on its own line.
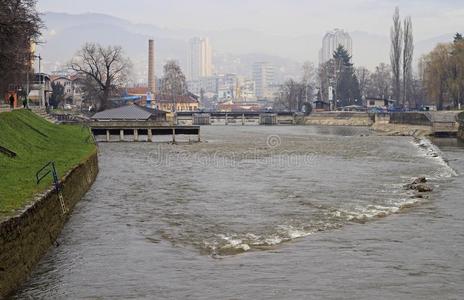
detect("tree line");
top-left (277, 7), bottom-right (463, 112)
top-left (421, 34), bottom-right (464, 110)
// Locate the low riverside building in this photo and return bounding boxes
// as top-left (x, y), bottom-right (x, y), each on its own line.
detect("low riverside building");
top-left (155, 93), bottom-right (199, 112)
top-left (91, 104), bottom-right (167, 122)
top-left (313, 100), bottom-right (330, 112)
top-left (90, 104), bottom-right (200, 143)
top-left (366, 97), bottom-right (396, 110)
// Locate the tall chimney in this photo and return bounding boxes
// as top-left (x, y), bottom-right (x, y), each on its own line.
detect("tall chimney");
top-left (148, 39), bottom-right (156, 94)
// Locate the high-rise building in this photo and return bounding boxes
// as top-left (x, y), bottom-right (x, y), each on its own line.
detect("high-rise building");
top-left (187, 37), bottom-right (212, 80)
top-left (252, 62), bottom-right (275, 99)
top-left (319, 29), bottom-right (352, 64)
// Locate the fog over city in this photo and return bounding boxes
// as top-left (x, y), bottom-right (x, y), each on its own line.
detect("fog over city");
top-left (36, 0), bottom-right (464, 80)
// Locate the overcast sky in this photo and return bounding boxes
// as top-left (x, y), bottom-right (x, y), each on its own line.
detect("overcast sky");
top-left (38, 0), bottom-right (463, 40)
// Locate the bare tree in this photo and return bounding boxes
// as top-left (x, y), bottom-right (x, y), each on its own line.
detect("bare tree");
top-left (390, 7), bottom-right (403, 103)
top-left (160, 60), bottom-right (188, 96)
top-left (70, 43), bottom-right (131, 111)
top-left (317, 60), bottom-right (334, 102)
top-left (274, 79), bottom-right (306, 112)
top-left (402, 16), bottom-right (414, 107)
top-left (355, 67), bottom-right (371, 99)
top-left (0, 0), bottom-right (42, 95)
top-left (367, 63), bottom-right (392, 99)
top-left (302, 61), bottom-right (316, 102)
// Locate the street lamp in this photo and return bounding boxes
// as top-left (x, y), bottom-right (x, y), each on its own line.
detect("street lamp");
top-left (33, 54), bottom-right (43, 107)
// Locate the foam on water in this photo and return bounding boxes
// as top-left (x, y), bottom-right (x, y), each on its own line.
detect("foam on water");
top-left (413, 137), bottom-right (458, 178)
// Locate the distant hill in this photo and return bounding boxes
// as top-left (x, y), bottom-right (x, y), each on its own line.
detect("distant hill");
top-left (37, 12), bottom-right (462, 80)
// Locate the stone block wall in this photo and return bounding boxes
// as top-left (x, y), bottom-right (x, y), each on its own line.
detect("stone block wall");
top-left (0, 152), bottom-right (99, 298)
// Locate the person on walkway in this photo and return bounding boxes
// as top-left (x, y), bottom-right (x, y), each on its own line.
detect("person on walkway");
top-left (9, 94), bottom-right (15, 109)
top-left (22, 96), bottom-right (27, 109)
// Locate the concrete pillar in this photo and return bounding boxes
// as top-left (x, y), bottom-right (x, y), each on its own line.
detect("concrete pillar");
top-left (197, 129), bottom-right (201, 142)
top-left (120, 129), bottom-right (124, 142)
top-left (106, 130), bottom-right (110, 142)
top-left (147, 129), bottom-right (153, 142)
top-left (172, 128), bottom-right (176, 143)
top-left (134, 129), bottom-right (139, 142)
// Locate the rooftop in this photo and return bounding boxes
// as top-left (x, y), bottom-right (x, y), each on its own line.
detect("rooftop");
top-left (92, 105), bottom-right (153, 121)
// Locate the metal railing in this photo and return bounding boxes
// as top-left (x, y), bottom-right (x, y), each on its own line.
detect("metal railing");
top-left (36, 161), bottom-right (68, 215)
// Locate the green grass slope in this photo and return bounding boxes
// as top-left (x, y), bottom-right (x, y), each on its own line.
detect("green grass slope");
top-left (0, 110), bottom-right (96, 215)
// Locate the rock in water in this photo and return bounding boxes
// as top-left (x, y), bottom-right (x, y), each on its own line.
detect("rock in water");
top-left (405, 177), bottom-right (433, 193)
top-left (415, 184), bottom-right (433, 193)
top-left (412, 177), bottom-right (427, 184)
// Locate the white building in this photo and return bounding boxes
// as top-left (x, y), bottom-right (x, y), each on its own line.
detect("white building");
top-left (187, 37), bottom-right (213, 80)
top-left (237, 79), bottom-right (256, 102)
top-left (252, 62), bottom-right (275, 99)
top-left (187, 76), bottom-right (218, 96)
top-left (50, 75), bottom-right (84, 105)
top-left (319, 29), bottom-right (353, 64)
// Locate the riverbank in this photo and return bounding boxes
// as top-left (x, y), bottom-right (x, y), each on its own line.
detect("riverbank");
top-left (0, 110), bottom-right (95, 215)
top-left (0, 110), bottom-right (98, 298)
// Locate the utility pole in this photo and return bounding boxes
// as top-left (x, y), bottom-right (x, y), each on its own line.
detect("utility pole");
top-left (35, 54), bottom-right (43, 107)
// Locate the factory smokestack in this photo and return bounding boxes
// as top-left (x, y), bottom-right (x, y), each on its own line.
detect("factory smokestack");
top-left (148, 39), bottom-right (156, 94)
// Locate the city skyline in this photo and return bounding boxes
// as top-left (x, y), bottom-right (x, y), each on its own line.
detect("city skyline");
top-left (37, 0), bottom-right (464, 41)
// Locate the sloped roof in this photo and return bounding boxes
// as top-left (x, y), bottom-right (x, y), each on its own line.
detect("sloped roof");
top-left (92, 105), bottom-right (152, 120)
top-left (156, 94), bottom-right (199, 104)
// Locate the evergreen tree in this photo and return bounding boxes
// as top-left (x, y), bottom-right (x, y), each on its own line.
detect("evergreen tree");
top-left (332, 45), bottom-right (361, 107)
top-left (49, 82), bottom-right (64, 108)
top-left (454, 33), bottom-right (463, 43)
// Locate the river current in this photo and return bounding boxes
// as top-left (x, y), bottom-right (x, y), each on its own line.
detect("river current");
top-left (13, 126), bottom-right (464, 299)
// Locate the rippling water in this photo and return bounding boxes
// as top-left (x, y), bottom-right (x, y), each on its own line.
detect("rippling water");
top-left (13, 126), bottom-right (464, 299)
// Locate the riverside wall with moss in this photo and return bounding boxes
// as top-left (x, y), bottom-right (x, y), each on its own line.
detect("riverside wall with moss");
top-left (0, 110), bottom-right (98, 297)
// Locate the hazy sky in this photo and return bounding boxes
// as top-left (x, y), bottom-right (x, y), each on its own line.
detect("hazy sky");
top-left (38, 0), bottom-right (463, 40)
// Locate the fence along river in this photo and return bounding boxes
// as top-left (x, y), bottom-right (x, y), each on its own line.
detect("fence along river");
top-left (13, 126), bottom-right (464, 299)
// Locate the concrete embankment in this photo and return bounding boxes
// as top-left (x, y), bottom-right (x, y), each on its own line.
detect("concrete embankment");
top-left (304, 112), bottom-right (374, 126)
top-left (0, 151), bottom-right (98, 298)
top-left (458, 112), bottom-right (464, 141)
top-left (304, 111), bottom-right (461, 137)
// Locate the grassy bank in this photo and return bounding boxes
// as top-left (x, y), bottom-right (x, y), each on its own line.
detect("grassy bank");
top-left (0, 110), bottom-right (96, 215)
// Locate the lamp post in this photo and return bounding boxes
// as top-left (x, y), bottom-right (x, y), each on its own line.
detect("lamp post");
top-left (33, 54), bottom-right (43, 107)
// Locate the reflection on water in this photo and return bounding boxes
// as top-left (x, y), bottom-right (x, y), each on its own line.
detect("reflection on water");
top-left (13, 126), bottom-right (464, 299)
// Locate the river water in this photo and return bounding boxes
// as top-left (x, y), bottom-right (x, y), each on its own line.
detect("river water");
top-left (13, 126), bottom-right (464, 299)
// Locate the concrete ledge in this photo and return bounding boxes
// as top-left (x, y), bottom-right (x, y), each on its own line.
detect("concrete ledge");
top-left (304, 112), bottom-right (373, 126)
top-left (372, 123), bottom-right (433, 137)
top-left (0, 151), bottom-right (99, 298)
top-left (457, 112), bottom-right (464, 141)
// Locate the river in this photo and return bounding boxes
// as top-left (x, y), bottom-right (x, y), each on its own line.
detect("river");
top-left (13, 126), bottom-right (464, 299)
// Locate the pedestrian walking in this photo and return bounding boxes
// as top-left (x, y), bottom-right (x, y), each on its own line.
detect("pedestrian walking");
top-left (9, 94), bottom-right (14, 109)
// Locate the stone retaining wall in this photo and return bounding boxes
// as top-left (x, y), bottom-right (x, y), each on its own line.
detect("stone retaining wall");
top-left (0, 151), bottom-right (99, 298)
top-left (389, 112), bottom-right (432, 126)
